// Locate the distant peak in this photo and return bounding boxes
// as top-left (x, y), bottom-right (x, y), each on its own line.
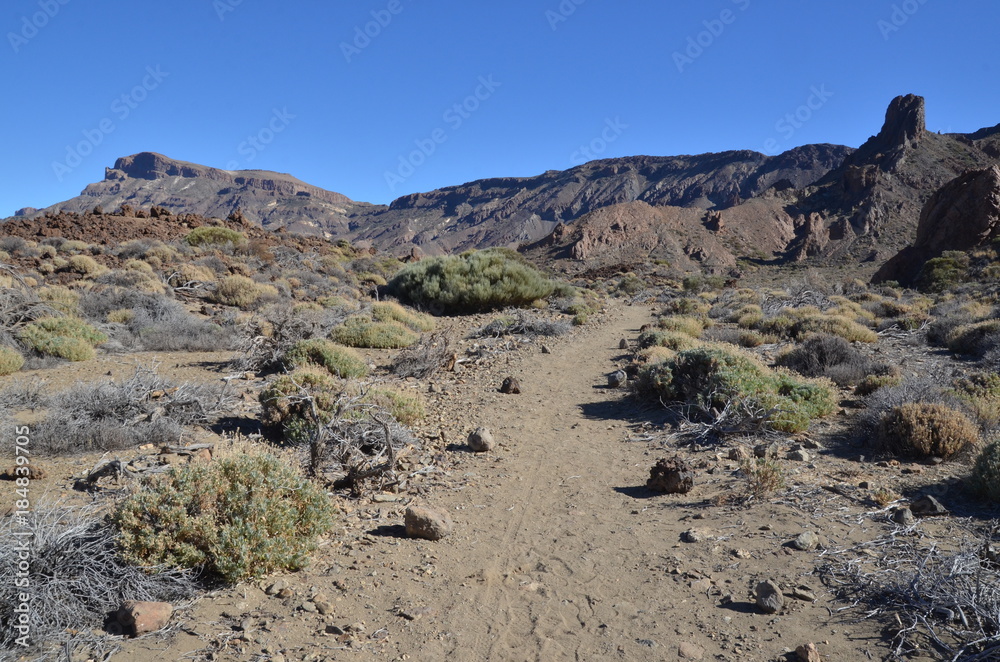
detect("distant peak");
top-left (109, 152), bottom-right (208, 181)
top-left (878, 94), bottom-right (925, 147)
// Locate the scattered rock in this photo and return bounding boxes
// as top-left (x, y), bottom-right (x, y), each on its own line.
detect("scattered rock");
top-left (754, 442), bottom-right (780, 459)
top-left (728, 446), bottom-right (751, 462)
top-left (678, 641), bottom-right (705, 660)
top-left (265, 579), bottom-right (287, 596)
top-left (792, 531), bottom-right (820, 551)
top-left (499, 377), bottom-right (521, 394)
top-left (541, 345), bottom-right (552, 354)
top-left (787, 586), bottom-right (818, 602)
top-left (399, 606), bottom-right (436, 621)
top-left (404, 506), bottom-right (453, 541)
top-left (117, 601), bottom-right (173, 636)
top-left (191, 448), bottom-right (212, 463)
top-left (1, 464), bottom-right (46, 480)
top-left (314, 600), bottom-right (334, 615)
top-left (911, 495), bottom-right (948, 517)
top-left (755, 580), bottom-right (784, 614)
top-left (892, 506), bottom-right (916, 526)
top-left (646, 457), bottom-right (695, 494)
top-left (467, 427), bottom-right (495, 453)
top-left (796, 642), bottom-right (822, 662)
top-left (619, 338), bottom-right (629, 349)
top-left (607, 369), bottom-right (627, 388)
top-left (787, 449), bottom-right (811, 462)
top-left (681, 528), bottom-right (707, 543)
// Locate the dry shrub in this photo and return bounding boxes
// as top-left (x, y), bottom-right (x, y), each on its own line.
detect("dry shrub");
top-left (655, 315), bottom-right (706, 338)
top-left (391, 330), bottom-right (456, 379)
top-left (968, 440), bottom-right (1000, 502)
top-left (875, 402), bottom-right (979, 460)
top-left (855, 373), bottom-right (903, 397)
top-left (791, 313), bottom-right (878, 343)
top-left (947, 320), bottom-right (1000, 358)
top-left (776, 333), bottom-right (872, 386)
top-left (0, 502), bottom-right (196, 661)
top-left (212, 275), bottom-right (280, 309)
top-left (739, 458), bottom-right (785, 501)
top-left (185, 226), bottom-right (247, 248)
top-left (470, 311), bottom-right (571, 338)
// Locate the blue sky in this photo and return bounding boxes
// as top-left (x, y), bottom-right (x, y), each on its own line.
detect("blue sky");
top-left (2, 0), bottom-right (999, 217)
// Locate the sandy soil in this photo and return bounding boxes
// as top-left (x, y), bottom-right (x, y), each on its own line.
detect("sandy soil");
top-left (15, 300), bottom-right (977, 661)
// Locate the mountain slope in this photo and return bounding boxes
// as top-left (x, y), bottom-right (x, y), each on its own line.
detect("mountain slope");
top-left (18, 152), bottom-right (377, 236)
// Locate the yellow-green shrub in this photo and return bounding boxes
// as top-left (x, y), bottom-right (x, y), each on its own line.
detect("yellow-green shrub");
top-left (331, 317), bottom-right (418, 349)
top-left (655, 315), bottom-right (706, 337)
top-left (283, 339), bottom-right (369, 379)
top-left (0, 346), bottom-right (24, 375)
top-left (372, 301), bottom-right (435, 332)
top-left (18, 317), bottom-right (107, 361)
top-left (968, 440), bottom-right (1000, 502)
top-left (185, 226), bottom-right (247, 248)
top-left (38, 286), bottom-right (80, 315)
top-left (791, 314), bottom-right (878, 343)
top-left (63, 255), bottom-right (105, 276)
top-left (212, 275), bottom-right (279, 309)
top-left (113, 451), bottom-right (333, 584)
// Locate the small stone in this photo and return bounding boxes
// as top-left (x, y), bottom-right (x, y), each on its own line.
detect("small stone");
top-left (792, 531), bottom-right (820, 551)
top-left (541, 345), bottom-right (552, 354)
top-left (754, 442), bottom-right (780, 459)
top-left (787, 586), bottom-right (817, 602)
top-left (404, 506), bottom-right (453, 541)
top-left (732, 548), bottom-right (752, 559)
top-left (755, 580), bottom-right (784, 614)
top-left (801, 439), bottom-right (822, 450)
top-left (191, 448), bottom-right (212, 463)
top-left (796, 642), bottom-right (822, 662)
top-left (499, 377), bottom-right (521, 394)
top-left (619, 338), bottom-right (629, 350)
top-left (911, 495), bottom-right (948, 517)
top-left (787, 449), bottom-right (810, 462)
top-left (277, 587), bottom-right (294, 599)
top-left (300, 601), bottom-right (318, 613)
top-left (647, 457), bottom-right (695, 494)
top-left (728, 446), bottom-right (752, 461)
top-left (399, 606), bottom-right (436, 621)
top-left (325, 624), bottom-right (345, 635)
top-left (681, 528), bottom-right (706, 543)
top-left (607, 369), bottom-right (627, 388)
top-left (118, 601), bottom-right (173, 636)
top-left (467, 427), bottom-right (495, 453)
top-left (678, 641), bottom-right (705, 659)
top-left (892, 507), bottom-right (915, 526)
top-left (314, 600), bottom-right (334, 615)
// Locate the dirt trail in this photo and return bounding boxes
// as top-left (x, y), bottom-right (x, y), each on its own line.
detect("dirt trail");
top-left (419, 301), bottom-right (658, 661)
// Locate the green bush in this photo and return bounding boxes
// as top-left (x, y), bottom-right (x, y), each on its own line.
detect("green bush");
top-left (387, 248), bottom-right (557, 314)
top-left (0, 346), bottom-right (24, 375)
top-left (113, 451), bottom-right (333, 584)
top-left (636, 347), bottom-right (836, 433)
top-left (875, 402), bottom-right (979, 460)
top-left (916, 251), bottom-right (969, 292)
top-left (371, 301), bottom-right (435, 332)
top-left (968, 440), bottom-right (1000, 502)
top-left (331, 317), bottom-right (418, 349)
top-left (18, 317), bottom-right (107, 361)
top-left (185, 226), bottom-right (247, 247)
top-left (283, 339), bottom-right (369, 378)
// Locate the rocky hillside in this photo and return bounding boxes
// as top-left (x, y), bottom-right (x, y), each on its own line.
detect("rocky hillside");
top-left (17, 152), bottom-right (378, 236)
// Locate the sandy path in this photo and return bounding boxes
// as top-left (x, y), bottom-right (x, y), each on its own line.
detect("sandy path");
top-left (404, 301), bottom-right (674, 661)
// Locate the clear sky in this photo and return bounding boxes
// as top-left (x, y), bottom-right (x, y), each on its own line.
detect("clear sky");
top-left (3, 0), bottom-right (999, 217)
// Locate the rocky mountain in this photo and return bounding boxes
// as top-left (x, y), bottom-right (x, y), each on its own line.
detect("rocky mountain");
top-left (16, 152), bottom-right (378, 236)
top-left (9, 95), bottom-right (1000, 276)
